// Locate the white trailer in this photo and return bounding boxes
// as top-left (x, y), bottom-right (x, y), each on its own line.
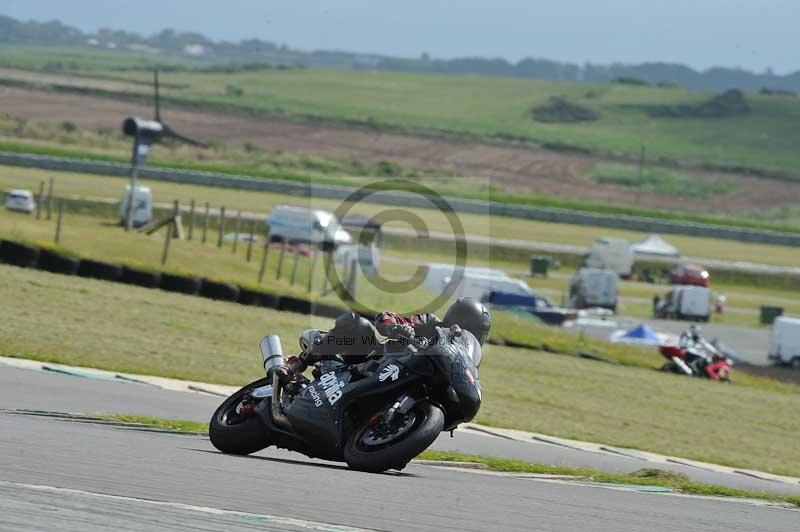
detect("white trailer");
top-left (768, 316), bottom-right (800, 368)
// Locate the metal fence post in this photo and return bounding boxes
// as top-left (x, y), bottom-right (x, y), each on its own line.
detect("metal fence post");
top-left (232, 210), bottom-right (242, 254)
top-left (246, 219), bottom-right (256, 262)
top-left (162, 220), bottom-right (173, 265)
top-left (202, 202), bottom-right (210, 243)
top-left (36, 181), bottom-right (44, 220)
top-left (54, 200), bottom-right (63, 243)
top-left (46, 177), bottom-right (54, 220)
top-left (290, 248), bottom-right (300, 286)
top-left (258, 228), bottom-right (271, 284)
top-left (188, 199), bottom-right (195, 240)
top-left (307, 248), bottom-right (318, 292)
top-left (276, 238), bottom-right (287, 280)
top-left (217, 206), bottom-right (226, 248)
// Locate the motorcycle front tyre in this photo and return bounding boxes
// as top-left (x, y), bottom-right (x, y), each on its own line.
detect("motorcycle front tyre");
top-left (210, 378), bottom-right (271, 455)
top-left (344, 402), bottom-right (445, 473)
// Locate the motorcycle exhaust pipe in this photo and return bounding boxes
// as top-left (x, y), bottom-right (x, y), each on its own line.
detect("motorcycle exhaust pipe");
top-left (672, 356), bottom-right (694, 375)
top-left (259, 335), bottom-right (292, 430)
top-left (260, 335), bottom-right (285, 376)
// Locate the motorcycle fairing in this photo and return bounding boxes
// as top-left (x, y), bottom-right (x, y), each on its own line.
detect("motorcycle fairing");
top-left (282, 355), bottom-right (434, 453)
top-left (426, 328), bottom-right (482, 422)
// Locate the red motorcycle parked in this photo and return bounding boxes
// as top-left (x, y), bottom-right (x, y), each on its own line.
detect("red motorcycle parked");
top-left (659, 328), bottom-right (733, 381)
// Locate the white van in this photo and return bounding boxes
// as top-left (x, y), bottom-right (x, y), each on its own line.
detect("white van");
top-left (267, 205), bottom-right (352, 249)
top-left (568, 268), bottom-right (619, 311)
top-left (119, 185), bottom-right (153, 227)
top-left (423, 264), bottom-right (532, 301)
top-left (768, 317), bottom-right (800, 368)
top-left (656, 285), bottom-right (711, 321)
top-left (585, 237), bottom-right (634, 278)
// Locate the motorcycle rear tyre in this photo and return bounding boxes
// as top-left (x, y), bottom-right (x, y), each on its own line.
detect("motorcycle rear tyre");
top-left (210, 378), bottom-right (271, 455)
top-left (344, 402), bottom-right (444, 473)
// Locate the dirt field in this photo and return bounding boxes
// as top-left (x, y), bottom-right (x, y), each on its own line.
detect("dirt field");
top-left (2, 86), bottom-right (800, 214)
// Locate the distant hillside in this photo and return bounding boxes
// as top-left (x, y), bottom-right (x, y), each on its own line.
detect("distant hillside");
top-left (1, 14), bottom-right (799, 93)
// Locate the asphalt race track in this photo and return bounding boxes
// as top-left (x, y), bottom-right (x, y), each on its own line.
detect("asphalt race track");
top-left (1, 366), bottom-right (798, 531)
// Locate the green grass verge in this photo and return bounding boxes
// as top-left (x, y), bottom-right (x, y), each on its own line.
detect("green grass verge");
top-left (418, 451), bottom-right (800, 507)
top-left (591, 163), bottom-right (737, 199)
top-left (86, 413), bottom-right (800, 507)
top-left (99, 414), bottom-right (209, 434)
top-left (2, 264), bottom-right (799, 477)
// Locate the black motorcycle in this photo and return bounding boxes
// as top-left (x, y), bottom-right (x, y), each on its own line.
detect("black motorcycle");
top-left (209, 327), bottom-right (482, 473)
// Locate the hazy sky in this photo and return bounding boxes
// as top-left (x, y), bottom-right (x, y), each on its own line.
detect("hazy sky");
top-left (3, 0), bottom-right (797, 73)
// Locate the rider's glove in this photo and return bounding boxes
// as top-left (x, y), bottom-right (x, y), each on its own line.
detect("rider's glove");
top-left (269, 356), bottom-right (303, 386)
top-left (386, 323), bottom-right (415, 341)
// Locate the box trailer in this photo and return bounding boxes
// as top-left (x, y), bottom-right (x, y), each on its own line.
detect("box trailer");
top-left (768, 316), bottom-right (800, 368)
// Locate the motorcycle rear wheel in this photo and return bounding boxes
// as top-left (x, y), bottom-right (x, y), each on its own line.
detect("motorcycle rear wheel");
top-left (344, 402), bottom-right (444, 473)
top-left (210, 377), bottom-right (271, 455)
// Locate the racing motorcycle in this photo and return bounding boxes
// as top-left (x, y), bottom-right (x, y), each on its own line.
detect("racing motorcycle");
top-left (209, 327), bottom-right (482, 472)
top-left (658, 336), bottom-right (733, 381)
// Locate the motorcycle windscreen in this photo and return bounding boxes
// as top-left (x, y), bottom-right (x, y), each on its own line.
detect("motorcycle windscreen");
top-left (429, 328), bottom-right (482, 422)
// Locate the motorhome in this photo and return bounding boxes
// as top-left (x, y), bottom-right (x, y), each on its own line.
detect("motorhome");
top-left (568, 268), bottom-right (619, 311)
top-left (585, 237), bottom-right (634, 278)
top-left (119, 185), bottom-right (153, 227)
top-left (768, 316), bottom-right (800, 368)
top-left (267, 205), bottom-right (352, 249)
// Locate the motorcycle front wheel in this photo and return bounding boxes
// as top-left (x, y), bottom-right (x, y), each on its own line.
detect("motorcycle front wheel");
top-left (209, 377), bottom-right (272, 455)
top-left (344, 401), bottom-right (444, 473)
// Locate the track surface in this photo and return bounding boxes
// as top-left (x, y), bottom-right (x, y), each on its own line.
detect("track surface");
top-left (1, 366), bottom-right (798, 531)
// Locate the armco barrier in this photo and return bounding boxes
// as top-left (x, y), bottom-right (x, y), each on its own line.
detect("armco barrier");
top-left (3, 151), bottom-right (800, 247)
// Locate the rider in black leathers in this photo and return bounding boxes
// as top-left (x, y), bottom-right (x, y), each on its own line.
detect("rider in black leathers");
top-left (270, 298), bottom-right (491, 383)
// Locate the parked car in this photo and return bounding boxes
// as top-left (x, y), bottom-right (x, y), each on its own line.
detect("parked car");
top-left (483, 291), bottom-right (576, 326)
top-left (267, 205), bottom-right (352, 250)
top-left (584, 237), bottom-right (634, 278)
top-left (568, 268), bottom-right (619, 311)
top-left (655, 285), bottom-right (711, 321)
top-left (768, 316), bottom-right (800, 369)
top-left (119, 185), bottom-right (153, 227)
top-left (5, 189), bottom-right (35, 214)
top-left (670, 263), bottom-right (710, 287)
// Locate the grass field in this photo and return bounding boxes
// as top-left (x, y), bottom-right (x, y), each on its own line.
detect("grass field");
top-left (2, 263), bottom-right (798, 477)
top-left (2, 167), bottom-right (798, 330)
top-left (3, 165), bottom-right (800, 270)
top-left (2, 50), bottom-right (800, 180)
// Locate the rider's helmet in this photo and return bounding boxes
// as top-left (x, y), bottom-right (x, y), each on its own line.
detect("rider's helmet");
top-left (689, 324), bottom-right (701, 342)
top-left (443, 297), bottom-right (491, 346)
